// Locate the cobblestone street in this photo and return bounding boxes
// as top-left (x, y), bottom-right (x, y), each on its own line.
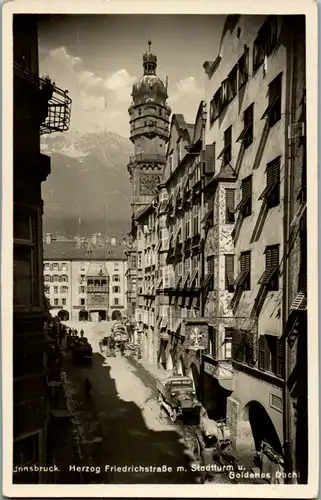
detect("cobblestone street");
top-left (57, 321), bottom-right (264, 485)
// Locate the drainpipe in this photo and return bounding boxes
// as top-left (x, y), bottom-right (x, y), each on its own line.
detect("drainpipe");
top-left (200, 105), bottom-right (206, 403)
top-left (282, 18), bottom-right (295, 483)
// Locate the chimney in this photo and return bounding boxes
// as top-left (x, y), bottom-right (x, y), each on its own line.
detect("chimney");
top-left (45, 233), bottom-right (52, 244)
top-left (92, 234), bottom-right (98, 245)
top-left (110, 236), bottom-right (116, 246)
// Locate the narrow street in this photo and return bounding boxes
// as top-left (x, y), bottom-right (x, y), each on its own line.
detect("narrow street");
top-left (62, 321), bottom-right (197, 484)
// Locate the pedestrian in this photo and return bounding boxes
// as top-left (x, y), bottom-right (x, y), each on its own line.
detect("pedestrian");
top-left (80, 329), bottom-right (84, 338)
top-left (84, 377), bottom-right (92, 400)
top-left (109, 336), bottom-right (116, 357)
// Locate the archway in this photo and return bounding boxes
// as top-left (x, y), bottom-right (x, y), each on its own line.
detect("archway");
top-left (166, 351), bottom-right (174, 372)
top-left (90, 310), bottom-right (107, 322)
top-left (188, 363), bottom-right (200, 398)
top-left (243, 401), bottom-right (283, 455)
top-left (58, 309), bottom-right (69, 321)
top-left (177, 357), bottom-right (185, 375)
top-left (112, 310), bottom-right (122, 321)
top-left (79, 309), bottom-right (88, 321)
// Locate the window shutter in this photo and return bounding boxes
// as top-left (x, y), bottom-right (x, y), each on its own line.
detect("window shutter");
top-left (224, 126), bottom-right (232, 148)
top-left (269, 74), bottom-right (281, 104)
top-left (258, 335), bottom-right (266, 371)
top-left (242, 176), bottom-right (252, 198)
top-left (232, 329), bottom-right (241, 360)
top-left (226, 189), bottom-right (235, 212)
top-left (225, 254), bottom-right (234, 276)
top-left (205, 144), bottom-right (216, 173)
top-left (276, 338), bottom-right (285, 379)
top-left (207, 257), bottom-right (214, 274)
top-left (265, 246), bottom-right (279, 268)
top-left (240, 252), bottom-right (251, 272)
top-left (267, 159), bottom-right (280, 185)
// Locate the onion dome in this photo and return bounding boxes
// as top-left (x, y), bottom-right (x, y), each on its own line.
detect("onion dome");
top-left (131, 40), bottom-right (168, 106)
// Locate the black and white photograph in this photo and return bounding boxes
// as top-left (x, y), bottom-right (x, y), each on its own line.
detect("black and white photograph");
top-left (2, 1), bottom-right (318, 498)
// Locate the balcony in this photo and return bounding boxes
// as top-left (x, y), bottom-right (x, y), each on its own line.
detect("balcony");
top-left (129, 153), bottom-right (166, 165)
top-left (87, 285), bottom-right (108, 293)
top-left (131, 195), bottom-right (154, 206)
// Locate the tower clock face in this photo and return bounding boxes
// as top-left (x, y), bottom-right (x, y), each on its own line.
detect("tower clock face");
top-left (140, 174), bottom-right (161, 195)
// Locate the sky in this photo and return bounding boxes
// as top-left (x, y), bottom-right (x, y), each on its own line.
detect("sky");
top-left (38, 15), bottom-right (224, 137)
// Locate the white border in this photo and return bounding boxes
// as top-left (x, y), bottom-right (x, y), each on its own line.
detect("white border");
top-left (2, 0), bottom-right (319, 498)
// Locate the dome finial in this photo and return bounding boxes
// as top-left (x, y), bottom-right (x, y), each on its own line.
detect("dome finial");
top-left (148, 39), bottom-right (152, 51)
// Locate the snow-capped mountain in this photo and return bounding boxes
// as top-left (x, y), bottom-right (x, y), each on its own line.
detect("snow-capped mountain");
top-left (40, 130), bottom-right (134, 238)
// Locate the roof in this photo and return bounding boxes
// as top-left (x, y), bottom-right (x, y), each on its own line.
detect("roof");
top-left (43, 241), bottom-right (126, 261)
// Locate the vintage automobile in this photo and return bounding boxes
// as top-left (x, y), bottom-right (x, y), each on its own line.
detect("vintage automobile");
top-left (71, 338), bottom-right (93, 365)
top-left (157, 374), bottom-right (202, 422)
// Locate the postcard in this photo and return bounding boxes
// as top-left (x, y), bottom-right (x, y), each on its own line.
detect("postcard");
top-left (2, 0), bottom-right (318, 498)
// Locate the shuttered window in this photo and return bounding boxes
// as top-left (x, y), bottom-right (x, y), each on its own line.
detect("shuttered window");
top-left (243, 103), bottom-right (253, 148)
top-left (225, 189), bottom-right (235, 223)
top-left (258, 245), bottom-right (279, 290)
top-left (225, 254), bottom-right (235, 291)
top-left (228, 65), bottom-right (238, 99)
top-left (258, 335), bottom-right (285, 378)
top-left (253, 16), bottom-right (278, 72)
top-left (259, 157), bottom-right (280, 207)
top-left (261, 73), bottom-right (282, 127)
top-left (205, 143), bottom-right (215, 174)
top-left (232, 329), bottom-right (243, 362)
top-left (235, 251), bottom-right (251, 290)
top-left (235, 176), bottom-right (252, 217)
top-left (224, 126), bottom-right (232, 165)
top-left (238, 47), bottom-right (249, 89)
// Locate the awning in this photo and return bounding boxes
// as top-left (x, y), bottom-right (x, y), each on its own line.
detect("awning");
top-left (156, 277), bottom-right (163, 290)
top-left (203, 272), bottom-right (213, 290)
top-left (201, 207), bottom-right (214, 225)
top-left (182, 271), bottom-right (190, 289)
top-left (175, 275), bottom-right (182, 288)
top-left (190, 269), bottom-right (199, 288)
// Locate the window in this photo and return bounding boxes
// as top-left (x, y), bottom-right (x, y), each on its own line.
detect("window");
top-left (235, 176), bottom-right (252, 217)
top-left (207, 326), bottom-right (216, 358)
top-left (185, 211), bottom-right (191, 239)
top-left (60, 274), bottom-right (68, 282)
top-left (61, 263), bottom-right (67, 271)
top-left (79, 274), bottom-right (85, 283)
top-left (176, 141), bottom-right (181, 164)
top-left (79, 286), bottom-right (85, 294)
top-left (225, 189), bottom-right (235, 223)
top-left (262, 73), bottom-right (282, 127)
top-left (113, 274), bottom-right (120, 282)
top-left (193, 205), bottom-right (200, 236)
top-left (44, 263), bottom-right (50, 271)
top-left (243, 104), bottom-right (254, 148)
top-left (80, 298), bottom-right (85, 306)
top-left (225, 255), bottom-right (235, 291)
top-left (253, 16), bottom-right (278, 71)
top-left (114, 298), bottom-right (119, 306)
top-left (60, 286), bottom-right (68, 294)
top-left (44, 274), bottom-right (51, 282)
top-left (224, 329), bottom-right (233, 359)
top-left (52, 274), bottom-right (59, 282)
top-left (211, 87), bottom-right (222, 121)
top-left (113, 286), bottom-right (121, 293)
top-left (218, 126), bottom-right (232, 166)
top-left (258, 334), bottom-right (284, 378)
top-left (228, 65), bottom-right (238, 100)
top-left (114, 263), bottom-right (119, 270)
top-left (203, 256), bottom-right (214, 291)
top-left (62, 298), bottom-right (67, 306)
top-left (205, 143), bottom-right (215, 174)
top-left (54, 286), bottom-right (58, 294)
top-left (238, 48), bottom-right (249, 89)
top-left (14, 208), bottom-right (39, 307)
top-left (54, 298), bottom-right (58, 306)
top-left (259, 157), bottom-right (280, 208)
top-left (232, 329), bottom-right (254, 365)
top-left (235, 251), bottom-right (251, 290)
top-left (53, 263), bottom-right (59, 271)
top-left (258, 245), bottom-right (279, 291)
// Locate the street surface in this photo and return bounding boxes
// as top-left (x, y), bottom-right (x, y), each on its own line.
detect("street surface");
top-left (62, 320), bottom-right (197, 484)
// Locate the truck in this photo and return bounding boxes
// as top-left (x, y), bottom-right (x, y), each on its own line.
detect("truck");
top-left (71, 338), bottom-right (93, 365)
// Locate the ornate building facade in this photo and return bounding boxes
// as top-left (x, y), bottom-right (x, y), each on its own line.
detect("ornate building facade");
top-left (44, 235), bottom-right (127, 322)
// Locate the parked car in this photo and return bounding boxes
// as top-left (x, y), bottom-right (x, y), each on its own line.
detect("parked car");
top-left (157, 374), bottom-right (202, 422)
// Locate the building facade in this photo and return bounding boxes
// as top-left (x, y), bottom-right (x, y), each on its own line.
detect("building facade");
top-left (13, 14), bottom-right (71, 482)
top-left (126, 41), bottom-right (171, 361)
top-left (43, 235), bottom-right (127, 322)
top-left (201, 14), bottom-right (307, 479)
